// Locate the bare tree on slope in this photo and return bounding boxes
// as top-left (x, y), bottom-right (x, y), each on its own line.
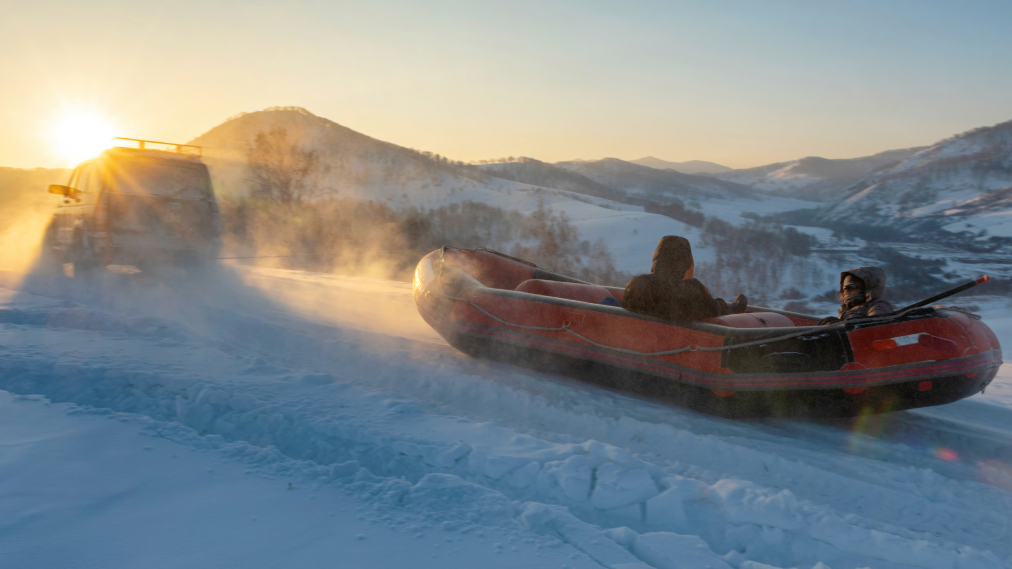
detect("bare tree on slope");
top-left (246, 127), bottom-right (322, 205)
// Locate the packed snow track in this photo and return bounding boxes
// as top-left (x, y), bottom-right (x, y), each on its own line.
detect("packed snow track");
top-left (1, 265), bottom-right (1011, 569)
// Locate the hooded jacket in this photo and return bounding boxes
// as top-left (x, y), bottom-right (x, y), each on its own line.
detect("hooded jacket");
top-left (651, 235), bottom-right (695, 281)
top-left (624, 274), bottom-right (722, 321)
top-left (838, 266), bottom-right (895, 320)
top-left (623, 236), bottom-right (737, 321)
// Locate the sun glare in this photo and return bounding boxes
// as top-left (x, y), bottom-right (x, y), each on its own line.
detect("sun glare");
top-left (52, 111), bottom-right (116, 165)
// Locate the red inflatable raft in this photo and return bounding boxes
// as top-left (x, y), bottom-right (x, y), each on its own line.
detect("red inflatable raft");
top-left (413, 247), bottom-right (1002, 418)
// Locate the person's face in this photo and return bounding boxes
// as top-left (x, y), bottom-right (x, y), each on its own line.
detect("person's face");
top-left (842, 275), bottom-right (865, 301)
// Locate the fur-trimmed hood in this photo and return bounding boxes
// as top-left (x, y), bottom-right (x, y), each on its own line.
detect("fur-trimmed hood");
top-left (839, 266), bottom-right (887, 303)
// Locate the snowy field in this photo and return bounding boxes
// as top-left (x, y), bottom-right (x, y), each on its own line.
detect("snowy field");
top-left (313, 166), bottom-right (828, 276)
top-left (1, 266), bottom-right (1011, 569)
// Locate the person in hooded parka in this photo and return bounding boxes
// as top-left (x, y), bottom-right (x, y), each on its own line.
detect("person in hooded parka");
top-left (835, 266), bottom-right (895, 320)
top-left (622, 236), bottom-right (747, 322)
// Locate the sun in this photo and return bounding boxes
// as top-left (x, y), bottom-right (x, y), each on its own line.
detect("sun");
top-left (51, 111), bottom-right (116, 165)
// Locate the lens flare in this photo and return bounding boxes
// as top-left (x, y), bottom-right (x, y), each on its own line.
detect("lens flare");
top-left (933, 447), bottom-right (959, 461)
top-left (847, 400), bottom-right (900, 454)
top-left (52, 111), bottom-right (115, 164)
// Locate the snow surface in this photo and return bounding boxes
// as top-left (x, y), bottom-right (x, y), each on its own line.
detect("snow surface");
top-left (2, 265), bottom-right (1011, 569)
top-left (0, 392), bottom-right (592, 569)
top-left (699, 196), bottom-right (819, 225)
top-left (943, 211), bottom-right (1012, 239)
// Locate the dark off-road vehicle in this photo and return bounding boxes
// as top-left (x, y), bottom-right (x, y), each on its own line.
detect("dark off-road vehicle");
top-left (43, 138), bottom-right (221, 274)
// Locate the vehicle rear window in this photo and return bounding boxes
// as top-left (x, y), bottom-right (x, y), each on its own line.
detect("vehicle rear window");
top-left (109, 158), bottom-right (211, 199)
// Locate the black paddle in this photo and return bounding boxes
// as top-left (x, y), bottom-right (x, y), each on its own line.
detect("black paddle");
top-left (896, 275), bottom-right (990, 314)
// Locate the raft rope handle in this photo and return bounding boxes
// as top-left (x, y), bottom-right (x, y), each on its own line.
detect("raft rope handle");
top-left (450, 295), bottom-right (846, 357)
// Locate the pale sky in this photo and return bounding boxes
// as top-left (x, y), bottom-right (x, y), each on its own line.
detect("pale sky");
top-left (2, 0), bottom-right (1010, 169)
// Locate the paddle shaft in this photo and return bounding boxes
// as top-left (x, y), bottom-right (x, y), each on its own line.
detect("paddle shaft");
top-left (897, 275), bottom-right (990, 313)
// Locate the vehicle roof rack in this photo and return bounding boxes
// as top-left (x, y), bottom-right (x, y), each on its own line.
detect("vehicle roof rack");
top-left (112, 137), bottom-right (202, 157)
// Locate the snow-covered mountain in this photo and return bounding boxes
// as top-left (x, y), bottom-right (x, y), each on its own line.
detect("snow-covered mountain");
top-left (189, 107), bottom-right (486, 206)
top-left (629, 156), bottom-right (731, 175)
top-left (713, 147), bottom-right (925, 202)
top-left (556, 158), bottom-right (756, 204)
top-left (189, 107), bottom-right (652, 217)
top-left (186, 108), bottom-right (830, 276)
top-left (192, 107), bottom-right (1001, 298)
top-left (187, 108), bottom-right (718, 274)
top-left (818, 120), bottom-right (1012, 240)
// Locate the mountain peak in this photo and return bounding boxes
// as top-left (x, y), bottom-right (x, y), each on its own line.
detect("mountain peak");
top-left (224, 106), bottom-right (318, 123)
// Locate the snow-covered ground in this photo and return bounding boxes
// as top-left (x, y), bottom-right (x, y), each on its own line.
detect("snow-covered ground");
top-left (373, 176), bottom-right (827, 276)
top-left (500, 187), bottom-right (826, 275)
top-left (698, 196), bottom-right (818, 226)
top-left (943, 212), bottom-right (1012, 239)
top-left (2, 265), bottom-right (1011, 569)
top-left (0, 391), bottom-right (589, 569)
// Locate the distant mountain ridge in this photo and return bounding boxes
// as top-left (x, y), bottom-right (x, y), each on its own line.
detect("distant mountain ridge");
top-left (476, 157), bottom-right (760, 205)
top-left (712, 147), bottom-right (926, 202)
top-left (629, 156), bottom-right (731, 175)
top-left (556, 158), bottom-right (757, 204)
top-left (470, 158), bottom-right (627, 203)
top-left (817, 119), bottom-right (1012, 243)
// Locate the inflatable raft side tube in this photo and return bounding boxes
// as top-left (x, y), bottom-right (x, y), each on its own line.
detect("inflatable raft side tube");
top-left (432, 309), bottom-right (999, 419)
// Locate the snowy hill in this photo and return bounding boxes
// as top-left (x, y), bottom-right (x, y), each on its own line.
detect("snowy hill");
top-left (818, 119), bottom-right (1012, 240)
top-left (190, 107), bottom-right (1008, 303)
top-left (189, 107), bottom-right (487, 206)
top-left (188, 107), bottom-right (640, 217)
top-left (188, 108), bottom-right (714, 275)
top-left (629, 156), bottom-right (731, 175)
top-left (712, 147), bottom-right (926, 201)
top-left (186, 109), bottom-right (828, 277)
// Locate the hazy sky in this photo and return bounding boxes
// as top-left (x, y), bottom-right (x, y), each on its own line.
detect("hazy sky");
top-left (2, 0), bottom-right (1010, 169)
